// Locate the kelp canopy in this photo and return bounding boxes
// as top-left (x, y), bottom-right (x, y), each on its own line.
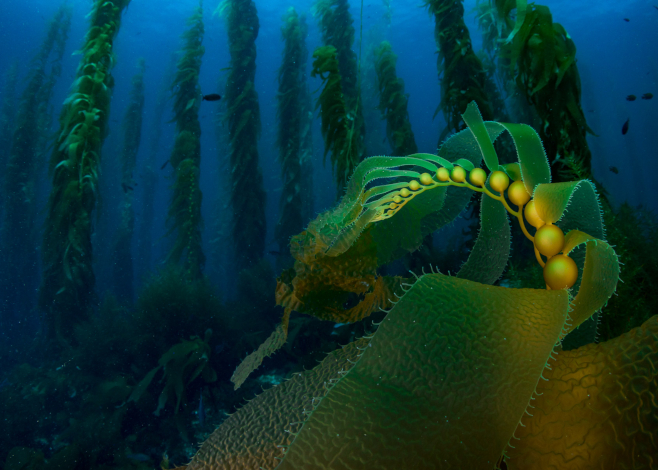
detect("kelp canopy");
top-left (180, 104), bottom-right (656, 469)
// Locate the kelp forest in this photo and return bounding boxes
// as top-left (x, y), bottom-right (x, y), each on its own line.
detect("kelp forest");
top-left (0, 0), bottom-right (656, 469)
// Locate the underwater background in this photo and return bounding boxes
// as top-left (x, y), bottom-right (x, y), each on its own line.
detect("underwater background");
top-left (0, 0), bottom-right (656, 468)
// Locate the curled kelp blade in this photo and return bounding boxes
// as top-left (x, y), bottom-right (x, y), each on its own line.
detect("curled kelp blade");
top-left (507, 315), bottom-right (658, 469)
top-left (278, 274), bottom-right (569, 470)
top-left (456, 193), bottom-right (511, 285)
top-left (186, 339), bottom-right (368, 470)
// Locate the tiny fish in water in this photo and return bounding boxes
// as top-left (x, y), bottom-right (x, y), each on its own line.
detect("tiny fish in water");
top-left (160, 160), bottom-right (170, 170)
top-left (641, 93), bottom-right (653, 100)
top-left (202, 93), bottom-right (221, 101)
top-left (198, 389), bottom-right (206, 427)
top-left (622, 118), bottom-right (630, 135)
top-left (626, 95), bottom-right (636, 101)
top-left (121, 182), bottom-right (134, 193)
top-left (623, 18), bottom-right (630, 22)
top-left (609, 166), bottom-right (619, 174)
top-left (268, 250), bottom-right (282, 256)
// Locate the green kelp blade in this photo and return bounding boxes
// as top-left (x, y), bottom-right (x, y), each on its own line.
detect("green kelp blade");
top-left (462, 101), bottom-right (499, 171)
top-left (504, 0), bottom-right (528, 45)
top-left (507, 316), bottom-right (658, 469)
top-left (561, 230), bottom-right (619, 335)
top-left (498, 122), bottom-right (551, 194)
top-left (188, 339), bottom-right (369, 470)
top-left (278, 274), bottom-right (570, 470)
top-left (533, 180), bottom-right (603, 234)
top-left (457, 194), bottom-right (511, 284)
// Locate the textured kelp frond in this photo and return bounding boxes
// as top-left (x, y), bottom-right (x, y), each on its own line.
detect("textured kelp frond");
top-left (224, 0), bottom-right (266, 268)
top-left (508, 316), bottom-right (658, 469)
top-left (39, 0), bottom-right (130, 342)
top-left (166, 6), bottom-right (205, 280)
top-left (373, 41), bottom-right (418, 156)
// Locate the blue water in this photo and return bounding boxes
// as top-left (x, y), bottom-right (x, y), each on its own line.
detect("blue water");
top-left (0, 0), bottom-right (657, 466)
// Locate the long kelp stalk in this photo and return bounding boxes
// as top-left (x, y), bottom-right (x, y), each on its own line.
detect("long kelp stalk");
top-left (0, 5), bottom-right (71, 328)
top-left (424, 0), bottom-right (493, 138)
top-left (374, 41), bottom-right (418, 156)
top-left (112, 58), bottom-right (146, 302)
top-left (313, 0), bottom-right (366, 190)
top-left (495, 0), bottom-right (593, 181)
top-left (0, 61), bottom-right (20, 215)
top-left (39, 0), bottom-right (130, 344)
top-left (224, 0), bottom-right (266, 268)
top-left (167, 6), bottom-right (205, 280)
top-left (274, 8), bottom-right (307, 264)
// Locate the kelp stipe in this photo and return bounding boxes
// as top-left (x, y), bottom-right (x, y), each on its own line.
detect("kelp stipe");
top-left (179, 103), bottom-right (658, 470)
top-left (39, 0), bottom-right (130, 345)
top-left (373, 41), bottom-right (418, 156)
top-left (166, 6), bottom-right (205, 280)
top-left (424, 0), bottom-right (493, 139)
top-left (112, 58), bottom-right (145, 303)
top-left (274, 8), bottom-right (307, 268)
top-left (221, 0), bottom-right (266, 269)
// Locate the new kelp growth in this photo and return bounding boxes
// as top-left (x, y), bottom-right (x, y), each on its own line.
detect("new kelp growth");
top-left (374, 41), bottom-right (417, 156)
top-left (494, 0), bottom-right (594, 181)
top-left (224, 0), bottom-right (266, 268)
top-left (112, 58), bottom-right (145, 302)
top-left (425, 0), bottom-right (493, 138)
top-left (179, 103), bottom-right (656, 469)
top-left (274, 8), bottom-right (308, 267)
top-left (167, 6), bottom-right (205, 281)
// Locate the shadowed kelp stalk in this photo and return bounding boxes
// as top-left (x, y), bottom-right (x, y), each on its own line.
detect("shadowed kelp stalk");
top-left (39, 0), bottom-right (130, 345)
top-left (0, 5), bottom-right (70, 332)
top-left (222, 0), bottom-right (266, 269)
top-left (112, 58), bottom-right (146, 302)
top-left (274, 8), bottom-right (308, 268)
top-left (166, 6), bottom-right (205, 280)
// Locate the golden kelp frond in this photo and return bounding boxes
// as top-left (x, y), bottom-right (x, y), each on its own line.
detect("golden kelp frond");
top-left (508, 315), bottom-right (658, 469)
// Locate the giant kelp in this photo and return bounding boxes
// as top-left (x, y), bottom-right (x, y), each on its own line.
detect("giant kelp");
top-left (177, 103), bottom-right (658, 470)
top-left (313, 0), bottom-right (366, 191)
top-left (112, 58), bottom-right (145, 302)
top-left (223, 0), bottom-right (266, 269)
top-left (373, 41), bottom-right (418, 156)
top-left (274, 8), bottom-right (307, 267)
top-left (494, 0), bottom-right (593, 182)
top-left (167, 6), bottom-right (205, 281)
top-left (1, 6), bottom-right (71, 327)
top-left (424, 0), bottom-right (493, 138)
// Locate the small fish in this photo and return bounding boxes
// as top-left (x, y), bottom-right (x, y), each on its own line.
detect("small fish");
top-left (622, 118), bottom-right (630, 135)
top-left (641, 93), bottom-right (653, 100)
top-left (626, 95), bottom-right (636, 101)
top-left (268, 250), bottom-right (282, 256)
top-left (160, 160), bottom-right (170, 170)
top-left (198, 390), bottom-right (206, 427)
top-left (202, 93), bottom-right (221, 101)
top-left (121, 182), bottom-right (134, 193)
top-left (609, 166), bottom-right (619, 174)
top-left (623, 18), bottom-right (630, 22)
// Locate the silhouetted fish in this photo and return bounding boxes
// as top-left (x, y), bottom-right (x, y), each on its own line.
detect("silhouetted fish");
top-left (623, 18), bottom-right (630, 22)
top-left (622, 118), bottom-right (630, 135)
top-left (121, 182), bottom-right (134, 193)
top-left (609, 166), bottom-right (619, 174)
top-left (202, 93), bottom-right (221, 101)
top-left (626, 95), bottom-right (636, 101)
top-left (642, 93), bottom-right (653, 100)
top-left (160, 160), bottom-right (169, 170)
